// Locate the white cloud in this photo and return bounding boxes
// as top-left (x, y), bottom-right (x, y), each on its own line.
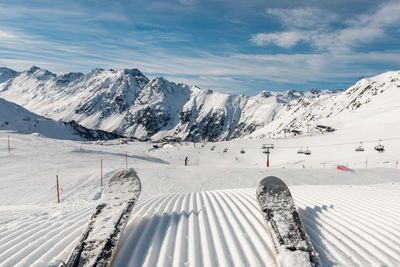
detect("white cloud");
top-left (178, 0), bottom-right (197, 6)
top-left (266, 7), bottom-right (337, 29)
top-left (252, 1), bottom-right (400, 52)
top-left (0, 29), bottom-right (18, 40)
top-left (251, 31), bottom-right (310, 48)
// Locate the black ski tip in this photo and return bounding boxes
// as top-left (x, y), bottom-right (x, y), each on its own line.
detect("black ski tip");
top-left (107, 169), bottom-right (141, 188)
top-left (256, 176), bottom-right (292, 198)
top-left (259, 176), bottom-right (285, 186)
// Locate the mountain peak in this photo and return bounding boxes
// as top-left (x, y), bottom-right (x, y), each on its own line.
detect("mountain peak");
top-left (147, 77), bottom-right (190, 96)
top-left (28, 66), bottom-right (40, 72)
top-left (123, 68), bottom-right (146, 78)
top-left (259, 90), bottom-right (272, 98)
top-left (0, 67), bottom-right (18, 83)
top-left (0, 67), bottom-right (16, 73)
top-left (25, 66), bottom-right (56, 79)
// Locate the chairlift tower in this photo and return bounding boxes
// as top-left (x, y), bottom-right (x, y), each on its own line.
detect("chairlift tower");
top-left (264, 144), bottom-right (274, 167)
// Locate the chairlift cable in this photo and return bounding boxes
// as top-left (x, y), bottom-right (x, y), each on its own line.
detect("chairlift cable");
top-left (275, 136), bottom-right (400, 149)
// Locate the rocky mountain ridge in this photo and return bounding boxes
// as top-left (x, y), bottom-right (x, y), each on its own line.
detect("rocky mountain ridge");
top-left (0, 66), bottom-right (398, 141)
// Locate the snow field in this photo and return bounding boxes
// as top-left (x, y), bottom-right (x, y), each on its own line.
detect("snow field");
top-left (0, 204), bottom-right (95, 267)
top-left (1, 185), bottom-right (399, 266)
top-left (0, 131), bottom-right (399, 266)
top-left (112, 185), bottom-right (400, 267)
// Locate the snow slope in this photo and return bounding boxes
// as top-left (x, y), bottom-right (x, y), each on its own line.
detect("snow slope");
top-left (112, 185), bottom-right (400, 267)
top-left (0, 98), bottom-right (76, 140)
top-left (0, 98), bottom-right (120, 141)
top-left (254, 71), bottom-right (400, 137)
top-left (0, 129), bottom-right (399, 266)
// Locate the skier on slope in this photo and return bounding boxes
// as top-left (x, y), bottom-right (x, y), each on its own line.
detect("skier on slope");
top-left (185, 156), bottom-right (189, 166)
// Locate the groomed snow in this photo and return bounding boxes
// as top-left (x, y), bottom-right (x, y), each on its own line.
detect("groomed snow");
top-left (0, 126), bottom-right (399, 266)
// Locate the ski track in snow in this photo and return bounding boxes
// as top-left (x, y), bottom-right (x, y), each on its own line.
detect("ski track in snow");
top-left (0, 205), bottom-right (95, 267)
top-left (108, 185), bottom-right (399, 267)
top-left (0, 187), bottom-right (399, 266)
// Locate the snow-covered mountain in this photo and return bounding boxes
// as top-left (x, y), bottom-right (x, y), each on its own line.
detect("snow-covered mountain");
top-left (0, 98), bottom-right (121, 140)
top-left (1, 66), bottom-right (399, 141)
top-left (252, 71), bottom-right (400, 137)
top-left (0, 67), bottom-right (18, 83)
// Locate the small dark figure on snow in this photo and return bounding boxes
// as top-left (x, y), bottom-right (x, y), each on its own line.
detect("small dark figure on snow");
top-left (185, 156), bottom-right (189, 166)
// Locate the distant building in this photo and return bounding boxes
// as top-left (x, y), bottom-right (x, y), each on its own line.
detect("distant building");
top-left (315, 125), bottom-right (335, 132)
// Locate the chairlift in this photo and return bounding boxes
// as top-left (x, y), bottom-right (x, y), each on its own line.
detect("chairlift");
top-left (240, 148), bottom-right (245, 154)
top-left (374, 140), bottom-right (384, 152)
top-left (297, 147), bottom-right (305, 154)
top-left (355, 142), bottom-right (364, 152)
top-left (223, 148), bottom-right (228, 152)
top-left (304, 147), bottom-right (311, 155)
top-left (262, 144), bottom-right (274, 150)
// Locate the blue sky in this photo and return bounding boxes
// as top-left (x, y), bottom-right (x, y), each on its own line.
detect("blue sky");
top-left (0, 0), bottom-right (400, 95)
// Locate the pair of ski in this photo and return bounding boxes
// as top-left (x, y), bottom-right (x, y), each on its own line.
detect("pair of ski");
top-left (62, 172), bottom-right (318, 267)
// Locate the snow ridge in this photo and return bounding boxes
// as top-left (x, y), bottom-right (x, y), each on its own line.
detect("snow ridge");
top-left (1, 67), bottom-right (399, 141)
top-left (0, 98), bottom-right (121, 140)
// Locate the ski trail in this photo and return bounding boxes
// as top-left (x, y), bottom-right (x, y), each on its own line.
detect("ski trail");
top-left (187, 193), bottom-right (202, 267)
top-left (143, 193), bottom-right (187, 267)
top-left (123, 193), bottom-right (182, 266)
top-left (196, 192), bottom-right (218, 267)
top-left (171, 193), bottom-right (191, 267)
top-left (291, 185), bottom-right (400, 267)
top-left (111, 194), bottom-right (177, 267)
top-left (0, 204), bottom-right (95, 266)
top-left (295, 198), bottom-right (372, 266)
top-left (16, 215), bottom-right (90, 266)
top-left (153, 193), bottom-right (193, 267)
top-left (297, 193), bottom-right (392, 265)
top-left (301, 192), bottom-right (400, 264)
top-left (309, 190), bottom-right (400, 241)
top-left (223, 190), bottom-right (274, 265)
top-left (2, 184), bottom-right (399, 267)
top-left (201, 192), bottom-right (234, 267)
top-left (215, 191), bottom-right (262, 266)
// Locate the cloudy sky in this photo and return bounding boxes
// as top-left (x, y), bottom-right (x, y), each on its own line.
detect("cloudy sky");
top-left (0, 0), bottom-right (400, 95)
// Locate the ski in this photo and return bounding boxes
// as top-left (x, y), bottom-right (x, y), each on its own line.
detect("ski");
top-left (65, 169), bottom-right (141, 267)
top-left (256, 176), bottom-right (320, 267)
